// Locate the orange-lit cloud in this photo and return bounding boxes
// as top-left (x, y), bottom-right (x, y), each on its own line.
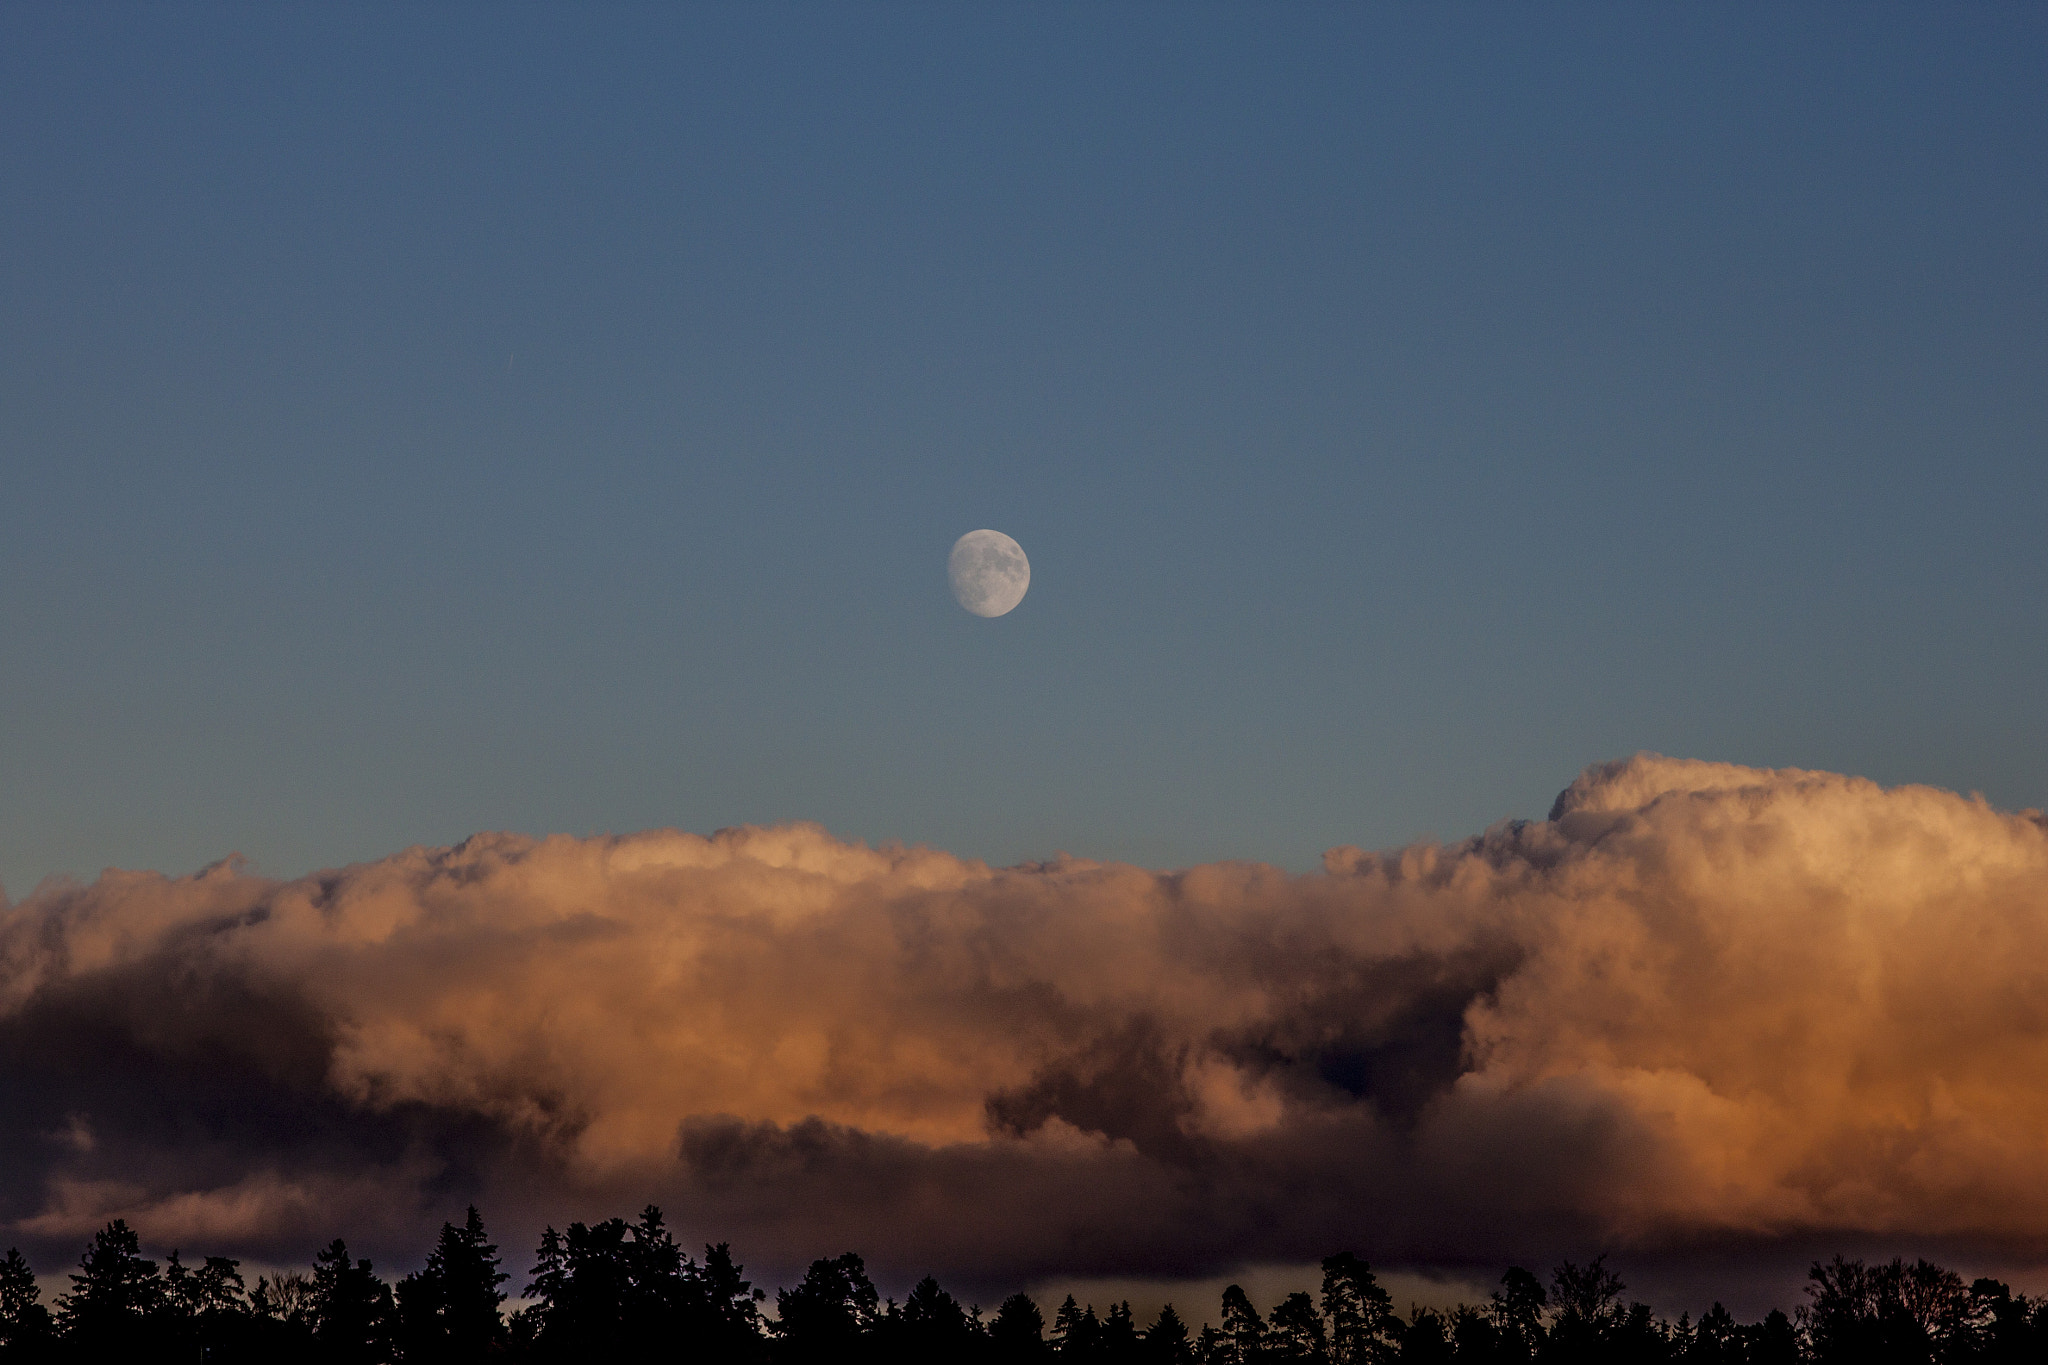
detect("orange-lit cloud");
top-left (4, 755), bottom-right (2046, 1298)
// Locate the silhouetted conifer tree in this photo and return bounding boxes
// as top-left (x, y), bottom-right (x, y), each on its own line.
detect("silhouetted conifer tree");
top-left (1067, 1303), bottom-right (1106, 1363)
top-left (993, 1292), bottom-right (1049, 1364)
top-left (885, 1274), bottom-right (979, 1365)
top-left (58, 1221), bottom-right (162, 1358)
top-left (1397, 1308), bottom-right (1452, 1365)
top-left (1321, 1254), bottom-right (1395, 1365)
top-left (397, 1206), bottom-right (507, 1364)
top-left (195, 1255), bottom-right (246, 1317)
top-left (525, 1218), bottom-right (634, 1355)
top-left (1055, 1296), bottom-right (1105, 1361)
top-left (624, 1206), bottom-right (690, 1339)
top-left (1219, 1286), bottom-right (1265, 1365)
top-left (1053, 1296), bottom-right (1085, 1351)
top-left (311, 1239), bottom-right (395, 1364)
top-left (155, 1249), bottom-right (252, 1362)
top-left (0, 1249), bottom-right (51, 1359)
top-left (1489, 1268), bottom-right (1546, 1364)
top-left (701, 1241), bottom-right (769, 1364)
top-left (1683, 1301), bottom-right (1739, 1365)
top-left (1750, 1307), bottom-right (1798, 1365)
top-left (1144, 1304), bottom-right (1195, 1365)
top-left (775, 1252), bottom-right (880, 1365)
top-left (1095, 1303), bottom-right (1136, 1364)
top-left (1609, 1301), bottom-right (1667, 1363)
top-left (1447, 1305), bottom-right (1497, 1362)
top-left (1267, 1291), bottom-right (1328, 1364)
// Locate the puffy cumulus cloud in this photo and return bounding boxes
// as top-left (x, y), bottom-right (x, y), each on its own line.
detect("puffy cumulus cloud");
top-left (2, 755), bottom-right (2047, 1300)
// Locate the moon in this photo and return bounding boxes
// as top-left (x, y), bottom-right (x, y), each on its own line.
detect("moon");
top-left (948, 530), bottom-right (1030, 617)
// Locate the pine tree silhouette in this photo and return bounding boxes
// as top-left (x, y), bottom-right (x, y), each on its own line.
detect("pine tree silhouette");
top-left (774, 1252), bottom-right (879, 1365)
top-left (1320, 1254), bottom-right (1393, 1365)
top-left (57, 1221), bottom-right (162, 1357)
top-left (1144, 1304), bottom-right (1194, 1365)
top-left (397, 1206), bottom-right (508, 1364)
top-left (0, 1248), bottom-right (53, 1356)
top-left (1219, 1285), bottom-right (1264, 1365)
top-left (993, 1292), bottom-right (1049, 1364)
top-left (1267, 1291), bottom-right (1328, 1364)
top-left (312, 1239), bottom-right (395, 1364)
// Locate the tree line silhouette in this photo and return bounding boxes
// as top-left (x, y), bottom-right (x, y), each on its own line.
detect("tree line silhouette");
top-left (0, 1206), bottom-right (2043, 1363)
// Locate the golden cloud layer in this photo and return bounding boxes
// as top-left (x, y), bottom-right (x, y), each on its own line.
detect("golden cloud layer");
top-left (3, 755), bottom-right (2044, 1292)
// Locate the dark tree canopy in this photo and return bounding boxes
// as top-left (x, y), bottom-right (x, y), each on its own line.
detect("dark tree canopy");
top-left (1322, 1252), bottom-right (1396, 1365)
top-left (0, 1248), bottom-right (53, 1355)
top-left (0, 1211), bottom-right (2043, 1365)
top-left (314, 1239), bottom-right (396, 1365)
top-left (397, 1206), bottom-right (508, 1364)
top-left (57, 1220), bottom-right (160, 1354)
top-left (776, 1251), bottom-right (882, 1365)
top-left (1144, 1304), bottom-right (1194, 1365)
top-left (993, 1291), bottom-right (1049, 1364)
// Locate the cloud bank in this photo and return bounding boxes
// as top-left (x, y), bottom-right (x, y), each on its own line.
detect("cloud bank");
top-left (4, 755), bottom-right (2047, 1302)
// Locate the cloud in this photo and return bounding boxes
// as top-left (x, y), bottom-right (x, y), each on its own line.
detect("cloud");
top-left (2, 755), bottom-right (2046, 1307)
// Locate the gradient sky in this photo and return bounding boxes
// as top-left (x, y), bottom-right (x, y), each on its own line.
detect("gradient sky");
top-left (2, 4), bottom-right (2044, 899)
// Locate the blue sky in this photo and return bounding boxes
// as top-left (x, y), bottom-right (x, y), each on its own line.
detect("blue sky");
top-left (1, 4), bottom-right (2044, 894)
